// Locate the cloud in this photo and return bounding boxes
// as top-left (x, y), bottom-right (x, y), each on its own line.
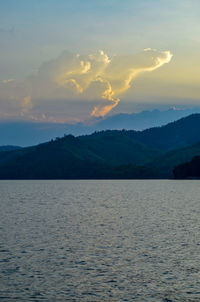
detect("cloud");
top-left (0, 49), bottom-right (172, 120)
top-left (90, 49), bottom-right (173, 116)
top-left (21, 96), bottom-right (33, 115)
top-left (2, 79), bottom-right (15, 84)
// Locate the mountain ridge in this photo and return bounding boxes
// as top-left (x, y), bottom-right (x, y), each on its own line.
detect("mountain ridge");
top-left (0, 107), bottom-right (199, 146)
top-left (1, 113), bottom-right (200, 179)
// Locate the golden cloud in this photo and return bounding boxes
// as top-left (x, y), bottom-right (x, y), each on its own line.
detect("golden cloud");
top-left (0, 49), bottom-right (173, 119)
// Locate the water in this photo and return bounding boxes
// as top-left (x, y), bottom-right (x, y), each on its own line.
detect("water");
top-left (0, 180), bottom-right (200, 301)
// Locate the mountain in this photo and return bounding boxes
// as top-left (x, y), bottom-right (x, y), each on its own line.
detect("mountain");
top-left (1, 113), bottom-right (200, 179)
top-left (0, 107), bottom-right (198, 146)
top-left (0, 145), bottom-right (21, 152)
top-left (127, 114), bottom-right (200, 151)
top-left (173, 156), bottom-right (200, 179)
top-left (92, 107), bottom-right (198, 131)
top-left (147, 141), bottom-right (200, 178)
top-left (78, 130), bottom-right (162, 165)
top-left (0, 134), bottom-right (158, 179)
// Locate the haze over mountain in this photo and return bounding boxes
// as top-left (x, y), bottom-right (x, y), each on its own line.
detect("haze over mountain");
top-left (1, 114), bottom-right (200, 179)
top-left (0, 107), bottom-right (199, 146)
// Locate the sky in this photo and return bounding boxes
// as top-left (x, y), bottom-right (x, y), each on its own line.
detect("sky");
top-left (0, 0), bottom-right (200, 122)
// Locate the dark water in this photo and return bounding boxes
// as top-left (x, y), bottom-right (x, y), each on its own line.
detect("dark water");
top-left (0, 180), bottom-right (200, 301)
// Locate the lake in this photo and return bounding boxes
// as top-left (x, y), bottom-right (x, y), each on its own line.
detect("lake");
top-left (0, 180), bottom-right (200, 301)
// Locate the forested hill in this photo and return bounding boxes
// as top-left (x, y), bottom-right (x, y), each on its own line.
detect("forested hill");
top-left (126, 114), bottom-right (200, 151)
top-left (0, 134), bottom-right (159, 179)
top-left (0, 114), bottom-right (200, 179)
top-left (173, 156), bottom-right (200, 179)
top-left (0, 146), bottom-right (21, 152)
top-left (147, 141), bottom-right (200, 178)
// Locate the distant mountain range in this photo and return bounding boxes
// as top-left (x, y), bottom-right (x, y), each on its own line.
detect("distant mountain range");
top-left (0, 145), bottom-right (21, 152)
top-left (0, 107), bottom-right (199, 146)
top-left (91, 107), bottom-right (199, 132)
top-left (1, 114), bottom-right (200, 179)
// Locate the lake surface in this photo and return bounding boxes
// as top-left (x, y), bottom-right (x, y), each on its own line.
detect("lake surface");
top-left (0, 180), bottom-right (200, 301)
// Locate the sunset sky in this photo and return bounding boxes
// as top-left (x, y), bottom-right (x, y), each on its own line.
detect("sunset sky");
top-left (1, 0), bottom-right (200, 122)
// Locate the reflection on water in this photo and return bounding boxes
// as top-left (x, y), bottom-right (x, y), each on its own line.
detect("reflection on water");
top-left (0, 180), bottom-right (200, 301)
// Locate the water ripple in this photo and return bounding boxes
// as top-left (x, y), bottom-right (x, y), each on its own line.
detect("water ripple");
top-left (0, 180), bottom-right (200, 301)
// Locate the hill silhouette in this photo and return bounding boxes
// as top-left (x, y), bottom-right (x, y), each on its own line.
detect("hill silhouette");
top-left (0, 135), bottom-right (157, 179)
top-left (148, 141), bottom-right (200, 178)
top-left (127, 114), bottom-right (200, 151)
top-left (0, 145), bottom-right (21, 152)
top-left (0, 108), bottom-right (198, 146)
top-left (173, 156), bottom-right (200, 179)
top-left (1, 114), bottom-right (200, 179)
